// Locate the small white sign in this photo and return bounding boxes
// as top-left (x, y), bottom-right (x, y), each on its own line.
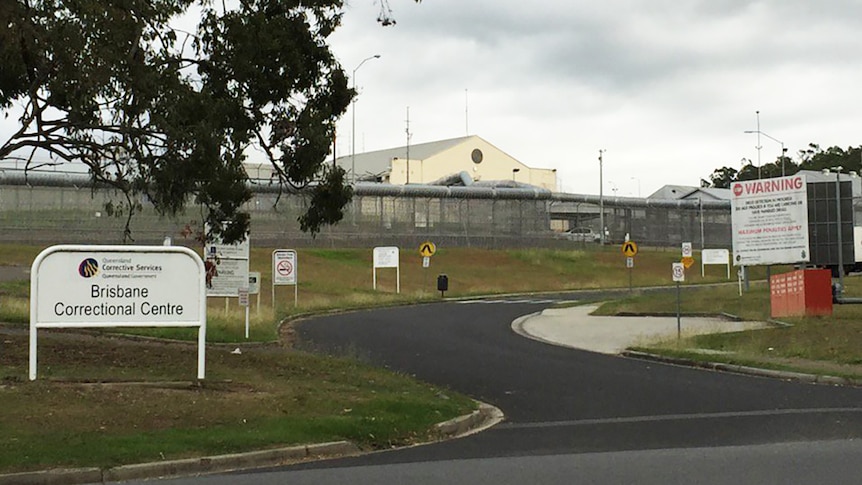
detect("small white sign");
top-left (626, 257), bottom-right (634, 268)
top-left (702, 249), bottom-right (730, 265)
top-left (372, 247), bottom-right (400, 293)
top-left (238, 287), bottom-right (249, 307)
top-left (423, 256), bottom-right (430, 268)
top-left (248, 272), bottom-right (261, 295)
top-left (672, 262), bottom-right (685, 282)
top-left (373, 247), bottom-right (400, 268)
top-left (272, 250), bottom-right (297, 286)
top-left (682, 242), bottom-right (693, 258)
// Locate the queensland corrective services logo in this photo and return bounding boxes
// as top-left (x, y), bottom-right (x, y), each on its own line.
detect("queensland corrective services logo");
top-left (78, 258), bottom-right (99, 278)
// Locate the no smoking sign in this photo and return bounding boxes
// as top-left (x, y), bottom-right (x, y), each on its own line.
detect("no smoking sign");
top-left (272, 250), bottom-right (297, 286)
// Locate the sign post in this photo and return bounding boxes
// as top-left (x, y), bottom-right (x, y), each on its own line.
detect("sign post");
top-left (622, 241), bottom-right (638, 293)
top-left (419, 241), bottom-right (436, 292)
top-left (672, 262), bottom-right (685, 339)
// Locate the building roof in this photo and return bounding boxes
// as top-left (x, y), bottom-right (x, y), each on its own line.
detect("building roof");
top-left (647, 185), bottom-right (731, 201)
top-left (335, 135), bottom-right (478, 180)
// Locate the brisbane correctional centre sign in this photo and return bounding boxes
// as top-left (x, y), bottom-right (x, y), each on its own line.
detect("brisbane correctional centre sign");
top-left (29, 245), bottom-right (207, 380)
top-left (731, 174), bottom-right (809, 266)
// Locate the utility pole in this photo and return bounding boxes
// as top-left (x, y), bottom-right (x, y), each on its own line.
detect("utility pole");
top-left (405, 107), bottom-right (411, 184)
top-left (599, 149), bottom-right (606, 245)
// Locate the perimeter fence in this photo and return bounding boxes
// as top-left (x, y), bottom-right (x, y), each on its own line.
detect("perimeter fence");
top-left (0, 170), bottom-right (733, 250)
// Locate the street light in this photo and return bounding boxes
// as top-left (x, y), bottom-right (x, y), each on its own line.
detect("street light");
top-left (351, 54), bottom-right (381, 184)
top-left (630, 177), bottom-right (641, 197)
top-left (598, 149), bottom-right (606, 245)
top-left (512, 168), bottom-right (520, 181)
top-left (744, 129), bottom-right (786, 176)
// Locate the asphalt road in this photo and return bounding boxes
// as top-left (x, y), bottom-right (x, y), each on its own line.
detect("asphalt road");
top-left (136, 295), bottom-right (862, 484)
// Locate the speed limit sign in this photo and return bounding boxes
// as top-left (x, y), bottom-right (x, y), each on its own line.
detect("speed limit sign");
top-left (672, 262), bottom-right (685, 282)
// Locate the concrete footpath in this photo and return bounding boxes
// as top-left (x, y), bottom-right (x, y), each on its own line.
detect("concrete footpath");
top-left (512, 304), bottom-right (768, 355)
top-left (513, 304), bottom-right (855, 387)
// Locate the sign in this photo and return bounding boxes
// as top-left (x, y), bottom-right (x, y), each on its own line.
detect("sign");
top-left (248, 272), bottom-right (261, 295)
top-left (238, 287), bottom-right (249, 307)
top-left (419, 241), bottom-right (437, 257)
top-left (205, 258), bottom-right (249, 297)
top-left (682, 256), bottom-right (694, 269)
top-left (626, 257), bottom-right (634, 268)
top-left (204, 224), bottom-right (250, 298)
top-left (682, 242), bottom-right (693, 258)
top-left (272, 250), bottom-right (297, 286)
top-left (423, 256), bottom-right (430, 268)
top-left (29, 245), bottom-right (207, 380)
top-left (672, 262), bottom-right (685, 282)
top-left (731, 174), bottom-right (809, 266)
top-left (373, 247), bottom-right (400, 293)
top-left (373, 246), bottom-right (400, 269)
top-left (622, 241), bottom-right (638, 257)
top-left (702, 249), bottom-right (731, 279)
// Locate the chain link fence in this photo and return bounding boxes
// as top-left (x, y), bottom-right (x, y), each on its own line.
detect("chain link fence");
top-left (0, 171), bottom-right (733, 249)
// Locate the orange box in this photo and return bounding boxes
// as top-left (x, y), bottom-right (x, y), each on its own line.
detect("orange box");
top-left (770, 269), bottom-right (833, 318)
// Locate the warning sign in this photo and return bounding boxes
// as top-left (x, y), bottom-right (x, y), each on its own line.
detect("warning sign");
top-left (419, 241), bottom-right (436, 257)
top-left (622, 241), bottom-right (638, 257)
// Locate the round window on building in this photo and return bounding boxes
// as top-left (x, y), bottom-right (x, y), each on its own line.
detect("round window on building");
top-left (471, 148), bottom-right (483, 164)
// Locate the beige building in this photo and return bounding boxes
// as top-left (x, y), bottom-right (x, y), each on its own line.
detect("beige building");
top-left (335, 135), bottom-right (557, 190)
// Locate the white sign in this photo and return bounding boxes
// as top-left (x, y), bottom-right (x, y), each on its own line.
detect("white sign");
top-left (373, 246), bottom-right (400, 268)
top-left (248, 272), bottom-right (261, 295)
top-left (373, 246), bottom-right (400, 293)
top-left (731, 174), bottom-right (809, 266)
top-left (672, 262), bottom-right (685, 282)
top-left (29, 245), bottom-right (207, 380)
top-left (626, 257), bottom-right (634, 268)
top-left (272, 250), bottom-right (297, 286)
top-left (206, 257), bottom-right (249, 297)
top-left (238, 287), bottom-right (249, 307)
top-left (702, 249), bottom-right (730, 265)
top-left (204, 232), bottom-right (250, 260)
top-left (702, 249), bottom-right (731, 279)
top-left (423, 256), bottom-right (430, 268)
top-left (682, 242), bottom-right (693, 258)
top-left (204, 225), bottom-right (250, 298)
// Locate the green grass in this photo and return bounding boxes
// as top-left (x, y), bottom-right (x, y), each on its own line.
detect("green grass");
top-left (0, 333), bottom-right (475, 473)
top-left (608, 276), bottom-right (862, 379)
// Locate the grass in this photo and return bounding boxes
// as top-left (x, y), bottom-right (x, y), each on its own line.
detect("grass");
top-left (610, 277), bottom-right (862, 379)
top-left (0, 332), bottom-right (474, 472)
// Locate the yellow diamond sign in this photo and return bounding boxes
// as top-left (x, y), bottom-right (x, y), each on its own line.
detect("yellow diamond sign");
top-left (682, 256), bottom-right (694, 269)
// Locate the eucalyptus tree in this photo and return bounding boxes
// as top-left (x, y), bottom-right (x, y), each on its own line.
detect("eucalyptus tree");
top-left (1, 0), bottom-right (367, 243)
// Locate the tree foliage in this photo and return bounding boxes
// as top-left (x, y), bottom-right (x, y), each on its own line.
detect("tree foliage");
top-left (0, 0), bottom-right (359, 244)
top-left (703, 143), bottom-right (862, 188)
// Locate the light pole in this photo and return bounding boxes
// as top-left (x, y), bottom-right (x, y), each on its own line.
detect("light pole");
top-left (598, 149), bottom-right (606, 245)
top-left (351, 54), bottom-right (381, 184)
top-left (630, 177), bottom-right (641, 197)
top-left (512, 168), bottom-right (520, 181)
top-left (744, 129), bottom-right (785, 176)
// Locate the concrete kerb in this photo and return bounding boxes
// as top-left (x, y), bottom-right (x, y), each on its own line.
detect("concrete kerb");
top-left (621, 350), bottom-right (859, 387)
top-left (0, 403), bottom-right (504, 485)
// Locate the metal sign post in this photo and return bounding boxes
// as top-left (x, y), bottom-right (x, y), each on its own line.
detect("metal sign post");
top-left (672, 262), bottom-right (685, 339)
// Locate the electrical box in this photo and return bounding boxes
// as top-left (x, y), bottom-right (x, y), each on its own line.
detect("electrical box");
top-left (770, 269), bottom-right (833, 318)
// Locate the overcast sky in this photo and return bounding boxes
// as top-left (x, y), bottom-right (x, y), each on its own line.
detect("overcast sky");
top-left (3, 1), bottom-right (860, 198)
top-left (329, 0), bottom-right (862, 196)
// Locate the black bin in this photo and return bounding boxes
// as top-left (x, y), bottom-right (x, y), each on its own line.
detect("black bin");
top-left (437, 274), bottom-right (449, 296)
